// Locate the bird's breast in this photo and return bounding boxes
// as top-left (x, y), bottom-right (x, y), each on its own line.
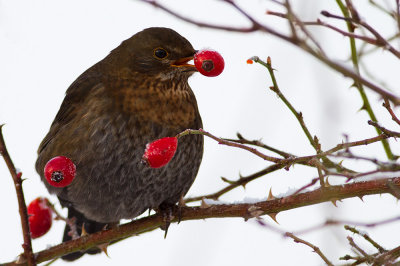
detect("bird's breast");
top-left (107, 76), bottom-right (198, 129)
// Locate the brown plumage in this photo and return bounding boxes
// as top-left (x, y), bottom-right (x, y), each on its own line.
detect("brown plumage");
top-left (35, 27), bottom-right (203, 261)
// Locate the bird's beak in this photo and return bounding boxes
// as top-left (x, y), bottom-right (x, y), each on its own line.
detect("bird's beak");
top-left (171, 56), bottom-right (197, 70)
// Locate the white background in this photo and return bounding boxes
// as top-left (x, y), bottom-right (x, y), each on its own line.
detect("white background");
top-left (0, 0), bottom-right (399, 265)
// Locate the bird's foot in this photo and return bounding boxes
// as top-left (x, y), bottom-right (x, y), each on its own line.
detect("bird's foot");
top-left (157, 203), bottom-right (179, 239)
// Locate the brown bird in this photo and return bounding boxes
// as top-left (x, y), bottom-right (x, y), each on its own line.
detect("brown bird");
top-left (35, 27), bottom-right (203, 261)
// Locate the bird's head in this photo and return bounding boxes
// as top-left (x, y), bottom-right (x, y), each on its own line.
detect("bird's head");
top-left (110, 27), bottom-right (198, 79)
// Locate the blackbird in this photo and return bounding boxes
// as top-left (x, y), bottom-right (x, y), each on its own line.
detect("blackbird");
top-left (35, 27), bottom-right (203, 261)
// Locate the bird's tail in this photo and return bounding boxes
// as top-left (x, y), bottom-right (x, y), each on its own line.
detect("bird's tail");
top-left (62, 207), bottom-right (107, 261)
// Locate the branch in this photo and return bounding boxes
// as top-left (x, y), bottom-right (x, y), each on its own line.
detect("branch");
top-left (0, 125), bottom-right (36, 266)
top-left (4, 176), bottom-right (400, 265)
top-left (186, 129), bottom-right (395, 202)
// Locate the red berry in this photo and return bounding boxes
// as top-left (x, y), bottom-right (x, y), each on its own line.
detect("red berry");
top-left (44, 156), bottom-right (76, 187)
top-left (194, 50), bottom-right (224, 77)
top-left (142, 137), bottom-right (178, 168)
top-left (246, 59), bottom-right (253, 64)
top-left (27, 197), bottom-right (52, 239)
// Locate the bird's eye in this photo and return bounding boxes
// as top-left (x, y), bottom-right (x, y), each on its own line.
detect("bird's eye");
top-left (153, 48), bottom-right (168, 59)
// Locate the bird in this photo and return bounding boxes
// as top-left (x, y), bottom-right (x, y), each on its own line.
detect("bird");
top-left (35, 27), bottom-right (204, 261)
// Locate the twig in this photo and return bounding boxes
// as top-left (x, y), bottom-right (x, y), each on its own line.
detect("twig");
top-left (306, 19), bottom-right (378, 45)
top-left (251, 56), bottom-right (355, 173)
top-left (347, 236), bottom-right (374, 263)
top-left (373, 245), bottom-right (400, 265)
top-left (46, 200), bottom-right (79, 240)
top-left (0, 125), bottom-right (36, 266)
top-left (177, 128), bottom-right (282, 163)
top-left (368, 120), bottom-right (400, 138)
top-left (383, 99), bottom-right (400, 126)
top-left (285, 232), bottom-right (334, 266)
top-left (294, 215), bottom-right (400, 236)
top-left (321, 10), bottom-right (400, 59)
top-left (227, 133), bottom-right (293, 159)
top-left (344, 225), bottom-right (386, 253)
top-left (253, 56), bottom-right (318, 152)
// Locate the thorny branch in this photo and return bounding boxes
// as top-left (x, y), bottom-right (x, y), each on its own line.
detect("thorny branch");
top-left (5, 176), bottom-right (400, 265)
top-left (0, 125), bottom-right (36, 266)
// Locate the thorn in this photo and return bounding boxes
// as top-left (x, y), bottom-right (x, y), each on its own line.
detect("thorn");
top-left (200, 198), bottom-right (210, 209)
top-left (331, 198), bottom-right (342, 207)
top-left (358, 104), bottom-right (367, 112)
top-left (237, 173), bottom-right (246, 189)
top-left (267, 188), bottom-right (275, 201)
top-left (238, 172), bottom-right (243, 179)
top-left (81, 224), bottom-right (88, 237)
top-left (358, 195), bottom-right (364, 202)
top-left (98, 243), bottom-right (110, 257)
top-left (267, 212), bottom-right (279, 224)
top-left (221, 176), bottom-right (235, 185)
top-left (325, 177), bottom-right (331, 188)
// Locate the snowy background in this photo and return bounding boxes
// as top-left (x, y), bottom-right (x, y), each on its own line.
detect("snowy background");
top-left (0, 0), bottom-right (399, 265)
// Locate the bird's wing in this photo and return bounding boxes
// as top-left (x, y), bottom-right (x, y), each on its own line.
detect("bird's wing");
top-left (37, 70), bottom-right (102, 155)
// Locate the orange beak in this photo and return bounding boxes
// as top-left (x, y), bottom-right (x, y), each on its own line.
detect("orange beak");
top-left (171, 56), bottom-right (196, 69)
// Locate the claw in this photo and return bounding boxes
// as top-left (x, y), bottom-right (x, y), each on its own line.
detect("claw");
top-left (158, 203), bottom-right (176, 239)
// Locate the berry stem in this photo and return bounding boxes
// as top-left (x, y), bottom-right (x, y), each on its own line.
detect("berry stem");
top-left (177, 128), bottom-right (281, 163)
top-left (0, 125), bottom-right (36, 266)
